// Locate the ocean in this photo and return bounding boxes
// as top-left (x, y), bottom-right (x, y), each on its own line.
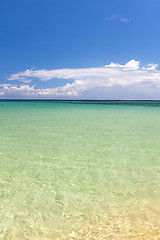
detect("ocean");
top-left (0, 100), bottom-right (160, 239)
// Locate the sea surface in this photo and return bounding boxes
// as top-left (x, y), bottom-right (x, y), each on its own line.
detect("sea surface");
top-left (0, 100), bottom-right (160, 239)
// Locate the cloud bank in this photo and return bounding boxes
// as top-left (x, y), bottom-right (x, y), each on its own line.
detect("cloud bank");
top-left (1, 60), bottom-right (160, 99)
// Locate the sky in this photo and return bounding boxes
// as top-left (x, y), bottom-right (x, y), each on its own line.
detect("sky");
top-left (1, 0), bottom-right (160, 99)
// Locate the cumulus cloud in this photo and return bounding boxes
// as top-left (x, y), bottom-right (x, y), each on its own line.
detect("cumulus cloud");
top-left (1, 59), bottom-right (160, 99)
top-left (143, 63), bottom-right (158, 71)
top-left (105, 15), bottom-right (130, 23)
top-left (0, 84), bottom-right (35, 97)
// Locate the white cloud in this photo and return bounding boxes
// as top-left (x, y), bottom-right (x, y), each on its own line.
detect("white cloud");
top-left (119, 17), bottom-right (130, 23)
top-left (144, 63), bottom-right (158, 71)
top-left (105, 15), bottom-right (130, 23)
top-left (105, 14), bottom-right (119, 21)
top-left (104, 60), bottom-right (139, 70)
top-left (2, 59), bottom-right (160, 99)
top-left (0, 84), bottom-right (35, 96)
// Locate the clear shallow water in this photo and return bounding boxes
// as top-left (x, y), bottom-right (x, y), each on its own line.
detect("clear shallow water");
top-left (0, 101), bottom-right (160, 239)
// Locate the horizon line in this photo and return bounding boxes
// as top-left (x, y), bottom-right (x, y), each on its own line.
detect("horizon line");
top-left (0, 99), bottom-right (160, 101)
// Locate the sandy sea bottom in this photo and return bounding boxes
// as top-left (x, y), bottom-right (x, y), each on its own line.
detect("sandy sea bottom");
top-left (1, 203), bottom-right (160, 239)
top-left (0, 101), bottom-right (160, 239)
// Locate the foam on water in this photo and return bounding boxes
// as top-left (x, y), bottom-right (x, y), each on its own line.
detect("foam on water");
top-left (0, 101), bottom-right (160, 239)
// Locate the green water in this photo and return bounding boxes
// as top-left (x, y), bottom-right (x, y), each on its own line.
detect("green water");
top-left (0, 101), bottom-right (160, 239)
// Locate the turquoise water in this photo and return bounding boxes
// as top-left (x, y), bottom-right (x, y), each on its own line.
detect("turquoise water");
top-left (0, 101), bottom-right (160, 239)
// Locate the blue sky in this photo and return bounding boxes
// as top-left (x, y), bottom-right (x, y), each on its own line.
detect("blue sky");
top-left (1, 0), bottom-right (160, 99)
